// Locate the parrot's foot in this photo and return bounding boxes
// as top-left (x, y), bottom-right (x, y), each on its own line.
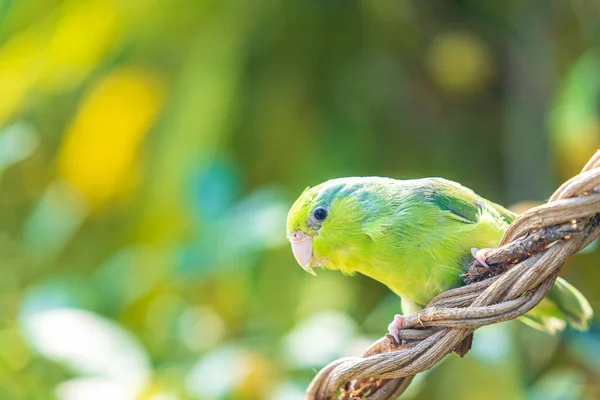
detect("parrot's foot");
top-left (471, 247), bottom-right (493, 268)
top-left (387, 314), bottom-right (405, 344)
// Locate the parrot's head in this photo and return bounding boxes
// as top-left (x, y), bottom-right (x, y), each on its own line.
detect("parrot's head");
top-left (286, 177), bottom-right (386, 275)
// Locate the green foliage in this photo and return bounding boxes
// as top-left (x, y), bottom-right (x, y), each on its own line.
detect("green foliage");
top-left (1, 1), bottom-right (600, 399)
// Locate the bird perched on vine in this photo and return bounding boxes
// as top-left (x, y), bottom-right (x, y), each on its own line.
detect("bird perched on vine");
top-left (286, 177), bottom-right (593, 340)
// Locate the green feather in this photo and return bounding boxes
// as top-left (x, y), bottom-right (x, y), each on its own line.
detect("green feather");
top-left (287, 177), bottom-right (593, 333)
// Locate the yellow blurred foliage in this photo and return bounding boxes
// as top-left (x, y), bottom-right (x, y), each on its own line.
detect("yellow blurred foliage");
top-left (0, 0), bottom-right (122, 125)
top-left (426, 32), bottom-right (492, 94)
top-left (0, 328), bottom-right (31, 372)
top-left (57, 67), bottom-right (165, 209)
top-left (0, 31), bottom-right (43, 125)
top-left (235, 353), bottom-right (276, 400)
top-left (552, 120), bottom-right (600, 179)
top-left (39, 0), bottom-right (122, 91)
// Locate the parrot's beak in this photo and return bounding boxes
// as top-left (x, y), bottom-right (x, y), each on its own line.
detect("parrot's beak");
top-left (288, 231), bottom-right (316, 276)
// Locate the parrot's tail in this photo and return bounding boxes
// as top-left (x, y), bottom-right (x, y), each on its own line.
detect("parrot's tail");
top-left (519, 277), bottom-right (593, 334)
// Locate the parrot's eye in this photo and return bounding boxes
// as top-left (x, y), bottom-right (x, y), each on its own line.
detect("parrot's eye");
top-left (313, 207), bottom-right (328, 221)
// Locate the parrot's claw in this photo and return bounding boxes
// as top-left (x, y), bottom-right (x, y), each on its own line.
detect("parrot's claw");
top-left (471, 247), bottom-right (492, 268)
top-left (387, 314), bottom-right (405, 344)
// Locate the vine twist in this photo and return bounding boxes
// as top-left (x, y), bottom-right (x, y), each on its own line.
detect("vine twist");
top-left (306, 151), bottom-right (600, 400)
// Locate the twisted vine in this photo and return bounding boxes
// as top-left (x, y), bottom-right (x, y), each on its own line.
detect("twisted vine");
top-left (306, 151), bottom-right (600, 400)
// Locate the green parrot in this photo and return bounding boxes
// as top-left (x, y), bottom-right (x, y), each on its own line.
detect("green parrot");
top-left (286, 177), bottom-right (593, 340)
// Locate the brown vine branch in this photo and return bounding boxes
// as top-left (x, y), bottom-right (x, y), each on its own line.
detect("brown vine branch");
top-left (306, 150), bottom-right (600, 400)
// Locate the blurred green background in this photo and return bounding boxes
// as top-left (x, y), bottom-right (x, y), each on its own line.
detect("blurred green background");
top-left (1, 1), bottom-right (600, 399)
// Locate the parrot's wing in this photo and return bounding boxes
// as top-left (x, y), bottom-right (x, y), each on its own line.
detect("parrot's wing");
top-left (484, 198), bottom-right (516, 225)
top-left (419, 178), bottom-right (516, 225)
top-left (519, 276), bottom-right (593, 334)
top-left (546, 276), bottom-right (593, 330)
